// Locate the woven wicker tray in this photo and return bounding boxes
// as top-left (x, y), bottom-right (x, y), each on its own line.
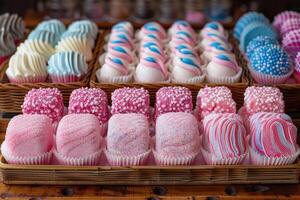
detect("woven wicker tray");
top-left (90, 30), bottom-right (250, 109)
top-left (0, 156), bottom-right (299, 185)
top-left (0, 30), bottom-right (105, 113)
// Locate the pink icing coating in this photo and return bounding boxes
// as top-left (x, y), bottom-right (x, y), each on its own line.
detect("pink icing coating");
top-left (202, 113), bottom-right (247, 159)
top-left (154, 86), bottom-right (193, 120)
top-left (243, 86), bottom-right (284, 115)
top-left (140, 45), bottom-right (167, 64)
top-left (156, 112), bottom-right (200, 157)
top-left (107, 113), bottom-right (150, 156)
top-left (273, 11), bottom-right (300, 33)
top-left (140, 22), bottom-right (167, 40)
top-left (282, 29), bottom-right (300, 58)
top-left (3, 114), bottom-right (54, 157)
top-left (169, 31), bottom-right (197, 50)
top-left (250, 112), bottom-right (297, 157)
top-left (68, 87), bottom-right (109, 125)
top-left (173, 55), bottom-right (201, 76)
top-left (281, 18), bottom-right (300, 37)
top-left (196, 86), bottom-right (236, 120)
top-left (56, 114), bottom-right (102, 158)
top-left (111, 87), bottom-right (150, 119)
top-left (22, 88), bottom-right (64, 123)
top-left (169, 22), bottom-right (196, 39)
top-left (200, 22), bottom-right (227, 38)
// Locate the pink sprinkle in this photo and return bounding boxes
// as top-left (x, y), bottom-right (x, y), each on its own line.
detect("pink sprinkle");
top-left (68, 87), bottom-right (109, 124)
top-left (154, 86), bottom-right (193, 120)
top-left (22, 88), bottom-right (64, 123)
top-left (111, 87), bottom-right (150, 119)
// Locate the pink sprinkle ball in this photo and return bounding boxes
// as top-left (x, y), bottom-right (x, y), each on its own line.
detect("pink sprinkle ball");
top-left (111, 87), bottom-right (150, 119)
top-left (244, 86), bottom-right (284, 115)
top-left (196, 86), bottom-right (236, 120)
top-left (154, 86), bottom-right (193, 120)
top-left (22, 88), bottom-right (64, 123)
top-left (68, 87), bottom-right (109, 125)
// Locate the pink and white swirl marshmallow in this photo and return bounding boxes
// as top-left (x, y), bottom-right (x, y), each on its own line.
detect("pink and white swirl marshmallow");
top-left (169, 31), bottom-right (197, 50)
top-left (137, 22), bottom-right (167, 41)
top-left (250, 112), bottom-right (297, 157)
top-left (202, 113), bottom-right (247, 159)
top-left (168, 20), bottom-right (196, 39)
top-left (22, 88), bottom-right (64, 124)
top-left (111, 21), bottom-right (134, 37)
top-left (196, 86), bottom-right (236, 120)
top-left (140, 44), bottom-right (167, 64)
top-left (154, 86), bottom-right (193, 120)
top-left (68, 88), bottom-right (109, 126)
top-left (200, 21), bottom-right (228, 39)
top-left (135, 56), bottom-right (169, 83)
top-left (111, 87), bottom-right (150, 119)
top-left (107, 45), bottom-right (135, 64)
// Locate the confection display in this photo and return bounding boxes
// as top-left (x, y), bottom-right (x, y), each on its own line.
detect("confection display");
top-left (155, 112), bottom-right (200, 166)
top-left (54, 114), bottom-right (102, 166)
top-left (1, 114), bottom-right (54, 165)
top-left (106, 113), bottom-right (151, 166)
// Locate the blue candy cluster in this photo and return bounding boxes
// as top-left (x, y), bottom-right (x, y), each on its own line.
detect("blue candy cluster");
top-left (234, 12), bottom-right (278, 52)
top-left (246, 36), bottom-right (279, 59)
top-left (250, 44), bottom-right (291, 76)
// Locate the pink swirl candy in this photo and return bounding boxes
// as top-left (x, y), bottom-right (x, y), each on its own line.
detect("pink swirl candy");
top-left (107, 45), bottom-right (134, 64)
top-left (154, 86), bottom-right (193, 120)
top-left (137, 56), bottom-right (169, 80)
top-left (200, 21), bottom-right (227, 39)
top-left (140, 44), bottom-right (167, 64)
top-left (196, 86), bottom-right (236, 120)
top-left (203, 113), bottom-right (247, 159)
top-left (68, 88), bottom-right (109, 125)
top-left (108, 32), bottom-right (134, 51)
top-left (273, 11), bottom-right (300, 33)
top-left (250, 112), bottom-right (297, 157)
top-left (169, 31), bottom-right (197, 50)
top-left (139, 22), bottom-right (167, 41)
top-left (111, 87), bottom-right (150, 119)
top-left (22, 88), bottom-right (64, 123)
top-left (281, 18), bottom-right (300, 38)
top-left (169, 20), bottom-right (196, 39)
top-left (282, 29), bottom-right (300, 59)
top-left (103, 56), bottom-right (129, 75)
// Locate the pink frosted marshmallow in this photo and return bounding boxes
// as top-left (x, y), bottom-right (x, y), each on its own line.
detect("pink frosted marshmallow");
top-left (55, 114), bottom-right (102, 165)
top-left (196, 86), bottom-right (236, 120)
top-left (111, 87), bottom-right (150, 119)
top-left (202, 113), bottom-right (247, 159)
top-left (243, 86), bottom-right (284, 115)
top-left (107, 113), bottom-right (150, 156)
top-left (1, 114), bottom-right (54, 164)
top-left (68, 88), bottom-right (109, 125)
top-left (154, 86), bottom-right (193, 120)
top-left (22, 88), bottom-right (64, 124)
top-left (155, 112), bottom-right (200, 165)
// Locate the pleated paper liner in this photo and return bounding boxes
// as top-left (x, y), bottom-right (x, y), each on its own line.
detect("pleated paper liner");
top-left (0, 30), bottom-right (106, 113)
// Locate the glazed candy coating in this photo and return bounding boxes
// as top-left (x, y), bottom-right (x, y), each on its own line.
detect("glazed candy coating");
top-left (244, 86), bottom-right (284, 115)
top-left (196, 86), bottom-right (236, 119)
top-left (139, 22), bottom-right (167, 40)
top-left (107, 113), bottom-right (150, 156)
top-left (111, 87), bottom-right (150, 119)
top-left (140, 44), bottom-right (166, 64)
top-left (107, 45), bottom-right (134, 64)
top-left (200, 21), bottom-right (227, 39)
top-left (169, 31), bottom-right (197, 49)
top-left (100, 56), bottom-right (129, 79)
top-left (2, 114), bottom-right (54, 157)
top-left (172, 54), bottom-right (201, 81)
top-left (246, 36), bottom-right (279, 59)
top-left (68, 88), bottom-right (109, 125)
top-left (169, 20), bottom-right (196, 38)
top-left (206, 54), bottom-right (240, 78)
top-left (108, 32), bottom-right (134, 51)
top-left (156, 112), bottom-right (200, 157)
top-left (250, 112), bottom-right (297, 157)
top-left (154, 86), bottom-right (193, 120)
top-left (250, 44), bottom-right (291, 76)
top-left (56, 114), bottom-right (102, 158)
top-left (22, 88), bottom-right (64, 123)
top-left (203, 113), bottom-right (247, 159)
top-left (111, 21), bottom-right (134, 37)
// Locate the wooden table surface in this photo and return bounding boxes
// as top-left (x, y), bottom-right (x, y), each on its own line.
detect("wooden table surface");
top-left (0, 184), bottom-right (300, 199)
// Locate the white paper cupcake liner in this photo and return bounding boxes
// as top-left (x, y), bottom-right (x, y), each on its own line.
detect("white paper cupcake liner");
top-left (153, 151), bottom-right (198, 166)
top-left (7, 75), bottom-right (47, 84)
top-left (171, 73), bottom-right (206, 84)
top-left (249, 64), bottom-right (293, 84)
top-left (1, 142), bottom-right (52, 165)
top-left (100, 122), bottom-right (108, 136)
top-left (54, 149), bottom-right (102, 166)
top-left (96, 68), bottom-right (134, 83)
top-left (200, 146), bottom-right (248, 165)
top-left (249, 147), bottom-right (300, 166)
top-left (105, 149), bottom-right (151, 166)
top-left (206, 67), bottom-right (242, 84)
